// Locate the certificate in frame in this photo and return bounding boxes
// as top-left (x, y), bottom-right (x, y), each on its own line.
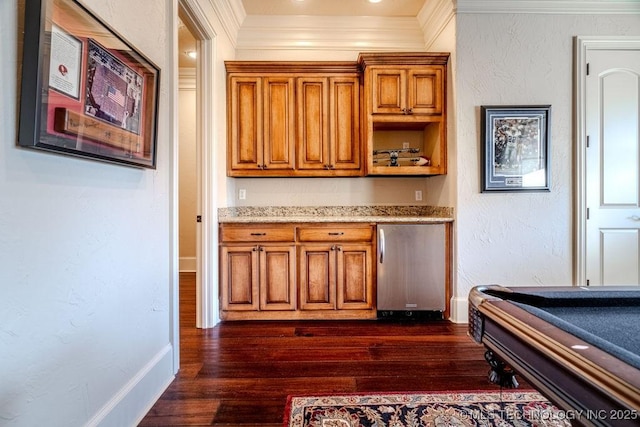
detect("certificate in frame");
top-left (19, 0), bottom-right (160, 169)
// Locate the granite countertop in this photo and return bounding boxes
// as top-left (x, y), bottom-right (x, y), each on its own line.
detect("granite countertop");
top-left (218, 206), bottom-right (454, 223)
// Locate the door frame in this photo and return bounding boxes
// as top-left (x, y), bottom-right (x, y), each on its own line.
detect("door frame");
top-left (574, 36), bottom-right (640, 286)
top-left (178, 0), bottom-right (218, 330)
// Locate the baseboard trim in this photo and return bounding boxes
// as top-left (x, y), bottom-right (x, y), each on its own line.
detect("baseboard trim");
top-left (449, 296), bottom-right (469, 324)
top-left (86, 344), bottom-right (175, 427)
top-left (179, 256), bottom-right (197, 272)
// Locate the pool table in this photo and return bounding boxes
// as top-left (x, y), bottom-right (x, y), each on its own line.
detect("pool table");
top-left (468, 285), bottom-right (640, 427)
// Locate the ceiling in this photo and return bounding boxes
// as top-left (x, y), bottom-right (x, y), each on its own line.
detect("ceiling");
top-left (179, 0), bottom-right (427, 68)
top-left (178, 19), bottom-right (196, 69)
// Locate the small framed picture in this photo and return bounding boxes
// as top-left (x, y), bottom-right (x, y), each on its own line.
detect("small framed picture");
top-left (481, 105), bottom-right (551, 192)
top-left (19, 0), bottom-right (160, 168)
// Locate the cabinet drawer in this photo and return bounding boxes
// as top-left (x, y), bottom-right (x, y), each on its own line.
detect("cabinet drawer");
top-left (297, 225), bottom-right (374, 242)
top-left (220, 225), bottom-right (296, 243)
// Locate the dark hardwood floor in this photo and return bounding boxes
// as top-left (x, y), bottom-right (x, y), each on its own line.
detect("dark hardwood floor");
top-left (139, 272), bottom-right (506, 426)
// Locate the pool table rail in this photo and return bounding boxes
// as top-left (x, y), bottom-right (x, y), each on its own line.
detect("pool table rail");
top-left (469, 285), bottom-right (640, 427)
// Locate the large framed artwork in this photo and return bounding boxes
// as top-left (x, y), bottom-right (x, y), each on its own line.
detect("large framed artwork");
top-left (481, 105), bottom-right (551, 192)
top-left (19, 0), bottom-right (160, 168)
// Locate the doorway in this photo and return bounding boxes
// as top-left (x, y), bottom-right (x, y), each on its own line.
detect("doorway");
top-left (575, 36), bottom-right (640, 286)
top-left (178, 0), bottom-right (217, 328)
top-left (178, 18), bottom-right (198, 277)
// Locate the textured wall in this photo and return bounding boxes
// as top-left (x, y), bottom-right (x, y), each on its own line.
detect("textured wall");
top-left (0, 0), bottom-right (174, 425)
top-left (454, 12), bottom-right (640, 312)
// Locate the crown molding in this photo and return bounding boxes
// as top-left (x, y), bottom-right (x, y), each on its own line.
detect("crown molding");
top-left (209, 0), bottom-right (246, 47)
top-left (418, 0), bottom-right (455, 49)
top-left (179, 68), bottom-right (196, 90)
top-left (218, 0), bottom-right (639, 53)
top-left (235, 15), bottom-right (426, 51)
top-left (456, 0), bottom-right (640, 14)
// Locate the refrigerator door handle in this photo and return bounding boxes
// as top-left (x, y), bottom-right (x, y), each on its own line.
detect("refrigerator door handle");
top-left (378, 228), bottom-right (385, 264)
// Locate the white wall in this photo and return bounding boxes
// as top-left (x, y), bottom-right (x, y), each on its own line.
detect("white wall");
top-left (179, 74), bottom-right (197, 271)
top-left (1, 1), bottom-right (176, 425)
top-left (453, 11), bottom-right (640, 318)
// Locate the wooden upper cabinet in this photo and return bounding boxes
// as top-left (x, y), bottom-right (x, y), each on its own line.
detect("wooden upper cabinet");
top-left (330, 77), bottom-right (361, 172)
top-left (227, 75), bottom-right (295, 174)
top-left (371, 67), bottom-right (443, 116)
top-left (296, 78), bottom-right (329, 171)
top-left (358, 53), bottom-right (449, 176)
top-left (228, 76), bottom-right (262, 171)
top-left (226, 61), bottom-right (362, 177)
top-left (297, 76), bottom-right (361, 174)
top-left (408, 67), bottom-right (443, 115)
top-left (263, 77), bottom-right (296, 171)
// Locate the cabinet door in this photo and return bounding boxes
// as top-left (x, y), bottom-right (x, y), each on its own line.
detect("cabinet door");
top-left (228, 76), bottom-right (263, 170)
top-left (371, 68), bottom-right (406, 115)
top-left (296, 77), bottom-right (329, 171)
top-left (298, 244), bottom-right (336, 310)
top-left (330, 77), bottom-right (361, 170)
top-left (260, 245), bottom-right (296, 311)
top-left (407, 67), bottom-right (443, 115)
top-left (220, 245), bottom-right (259, 311)
top-left (263, 77), bottom-right (295, 170)
top-left (336, 243), bottom-right (374, 310)
top-left (297, 76), bottom-right (361, 174)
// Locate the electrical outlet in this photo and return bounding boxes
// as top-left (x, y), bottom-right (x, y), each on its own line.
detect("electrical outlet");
top-left (402, 142), bottom-right (410, 149)
top-left (415, 190), bottom-right (423, 201)
top-left (238, 189), bottom-right (246, 200)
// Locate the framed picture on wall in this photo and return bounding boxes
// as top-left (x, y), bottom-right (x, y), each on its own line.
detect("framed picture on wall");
top-left (18, 0), bottom-right (160, 169)
top-left (481, 105), bottom-right (551, 192)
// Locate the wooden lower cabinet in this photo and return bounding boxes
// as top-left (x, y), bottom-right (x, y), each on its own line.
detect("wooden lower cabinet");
top-left (219, 223), bottom-right (376, 320)
top-left (220, 244), bottom-right (296, 312)
top-left (298, 243), bottom-right (373, 311)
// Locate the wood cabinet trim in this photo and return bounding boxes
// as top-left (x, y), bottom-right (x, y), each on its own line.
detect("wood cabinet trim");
top-left (357, 52), bottom-right (450, 68)
top-left (225, 61), bottom-right (360, 74)
top-left (220, 224), bottom-right (296, 243)
top-left (297, 225), bottom-right (374, 242)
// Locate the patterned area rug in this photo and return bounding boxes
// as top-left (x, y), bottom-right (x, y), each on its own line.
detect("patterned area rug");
top-left (283, 391), bottom-right (571, 426)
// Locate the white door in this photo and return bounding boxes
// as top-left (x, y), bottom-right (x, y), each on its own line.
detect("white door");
top-left (585, 46), bottom-right (640, 286)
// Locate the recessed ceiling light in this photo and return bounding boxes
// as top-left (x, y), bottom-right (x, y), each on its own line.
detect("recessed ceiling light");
top-left (368, 0), bottom-right (383, 3)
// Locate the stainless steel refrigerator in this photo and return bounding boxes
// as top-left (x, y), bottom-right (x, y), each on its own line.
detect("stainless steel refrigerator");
top-left (377, 224), bottom-right (446, 319)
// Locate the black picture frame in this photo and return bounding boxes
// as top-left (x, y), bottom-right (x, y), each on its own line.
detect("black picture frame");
top-left (19, 0), bottom-right (160, 169)
top-left (481, 105), bottom-right (551, 192)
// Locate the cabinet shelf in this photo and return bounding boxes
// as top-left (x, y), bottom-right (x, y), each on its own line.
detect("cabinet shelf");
top-left (359, 52), bottom-right (449, 177)
top-left (367, 120), bottom-right (445, 176)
